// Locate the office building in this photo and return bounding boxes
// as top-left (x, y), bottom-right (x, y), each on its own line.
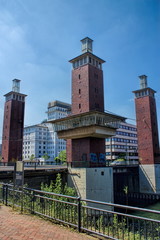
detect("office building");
top-left (23, 100), bottom-right (71, 160)
top-left (105, 122), bottom-right (138, 162)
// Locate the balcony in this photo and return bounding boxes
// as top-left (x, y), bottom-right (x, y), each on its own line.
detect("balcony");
top-left (48, 111), bottom-right (126, 139)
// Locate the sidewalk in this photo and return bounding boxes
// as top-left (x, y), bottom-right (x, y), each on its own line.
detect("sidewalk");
top-left (0, 205), bottom-right (97, 240)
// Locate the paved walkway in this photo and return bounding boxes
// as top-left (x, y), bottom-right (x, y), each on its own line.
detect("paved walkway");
top-left (0, 205), bottom-right (97, 240)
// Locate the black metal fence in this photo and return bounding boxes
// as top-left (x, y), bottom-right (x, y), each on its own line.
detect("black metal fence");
top-left (0, 183), bottom-right (160, 240)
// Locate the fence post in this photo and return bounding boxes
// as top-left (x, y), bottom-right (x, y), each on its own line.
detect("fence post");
top-left (31, 190), bottom-right (35, 214)
top-left (21, 187), bottom-right (24, 213)
top-left (2, 184), bottom-right (5, 204)
top-left (77, 197), bottom-right (81, 232)
top-left (5, 185), bottom-right (8, 206)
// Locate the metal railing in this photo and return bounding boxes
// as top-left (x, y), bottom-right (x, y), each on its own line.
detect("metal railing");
top-left (0, 183), bottom-right (160, 240)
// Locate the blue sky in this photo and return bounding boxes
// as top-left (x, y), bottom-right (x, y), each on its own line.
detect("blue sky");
top-left (0, 0), bottom-right (159, 142)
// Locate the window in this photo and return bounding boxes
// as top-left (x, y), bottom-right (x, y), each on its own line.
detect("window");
top-left (79, 89), bottom-right (81, 94)
top-left (84, 57), bottom-right (87, 64)
top-left (78, 74), bottom-right (81, 79)
top-left (79, 104), bottom-right (81, 109)
top-left (80, 59), bottom-right (83, 65)
top-left (89, 57), bottom-right (92, 63)
top-left (95, 88), bottom-right (98, 93)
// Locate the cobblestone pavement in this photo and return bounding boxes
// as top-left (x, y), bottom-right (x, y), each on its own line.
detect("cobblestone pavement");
top-left (0, 205), bottom-right (97, 240)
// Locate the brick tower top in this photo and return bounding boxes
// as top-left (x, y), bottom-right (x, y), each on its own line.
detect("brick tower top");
top-left (4, 79), bottom-right (27, 102)
top-left (69, 37), bottom-right (105, 70)
top-left (12, 79), bottom-right (21, 93)
top-left (81, 37), bottom-right (93, 53)
top-left (133, 75), bottom-right (156, 99)
top-left (139, 75), bottom-right (148, 89)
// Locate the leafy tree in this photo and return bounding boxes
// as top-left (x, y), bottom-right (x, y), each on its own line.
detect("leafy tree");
top-left (42, 153), bottom-right (50, 160)
top-left (57, 150), bottom-right (66, 164)
top-left (41, 173), bottom-right (76, 197)
top-left (54, 156), bottom-right (61, 165)
top-left (30, 154), bottom-right (35, 161)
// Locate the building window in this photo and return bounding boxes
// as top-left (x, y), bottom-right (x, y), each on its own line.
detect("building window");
top-left (84, 57), bottom-right (87, 64)
top-left (95, 88), bottom-right (98, 93)
top-left (80, 59), bottom-right (83, 65)
top-left (79, 104), bottom-right (81, 109)
top-left (79, 89), bottom-right (81, 94)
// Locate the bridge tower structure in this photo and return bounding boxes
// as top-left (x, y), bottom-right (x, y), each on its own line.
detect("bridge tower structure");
top-left (51, 38), bottom-right (125, 205)
top-left (133, 75), bottom-right (160, 193)
top-left (2, 79), bottom-right (27, 163)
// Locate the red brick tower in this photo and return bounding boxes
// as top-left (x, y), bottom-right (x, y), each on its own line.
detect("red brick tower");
top-left (71, 38), bottom-right (104, 114)
top-left (133, 75), bottom-right (160, 193)
top-left (50, 38), bottom-right (125, 203)
top-left (51, 38), bottom-right (125, 168)
top-left (2, 79), bottom-right (27, 163)
top-left (68, 37), bottom-right (106, 167)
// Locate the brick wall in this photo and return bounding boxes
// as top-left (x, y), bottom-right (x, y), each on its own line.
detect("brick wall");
top-left (67, 137), bottom-right (105, 167)
top-left (72, 64), bottom-right (104, 115)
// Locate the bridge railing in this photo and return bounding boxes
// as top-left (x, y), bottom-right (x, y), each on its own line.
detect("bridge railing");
top-left (0, 183), bottom-right (160, 240)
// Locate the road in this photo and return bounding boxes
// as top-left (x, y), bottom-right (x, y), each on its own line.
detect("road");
top-left (0, 165), bottom-right (67, 172)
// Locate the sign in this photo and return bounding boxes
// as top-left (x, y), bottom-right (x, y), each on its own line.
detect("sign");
top-left (14, 161), bottom-right (24, 188)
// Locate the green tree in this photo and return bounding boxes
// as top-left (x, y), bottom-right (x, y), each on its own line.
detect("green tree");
top-left (57, 150), bottom-right (66, 164)
top-left (54, 156), bottom-right (60, 165)
top-left (41, 173), bottom-right (76, 197)
top-left (42, 153), bottom-right (50, 160)
top-left (30, 154), bottom-right (35, 161)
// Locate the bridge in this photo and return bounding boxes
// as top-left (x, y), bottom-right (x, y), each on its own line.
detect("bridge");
top-left (0, 164), bottom-right (67, 189)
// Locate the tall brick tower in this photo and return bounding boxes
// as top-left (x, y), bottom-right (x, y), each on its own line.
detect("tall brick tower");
top-left (133, 75), bottom-right (160, 193)
top-left (2, 79), bottom-right (27, 163)
top-left (50, 38), bottom-right (125, 204)
top-left (67, 37), bottom-right (106, 167)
